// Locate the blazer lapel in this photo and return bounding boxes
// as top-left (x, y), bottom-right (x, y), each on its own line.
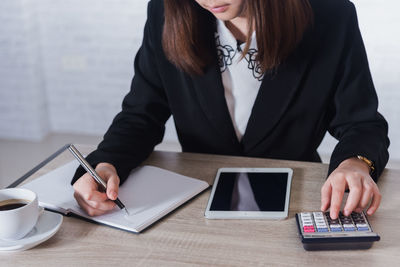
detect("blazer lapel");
top-left (191, 63), bottom-right (241, 148)
top-left (241, 25), bottom-right (322, 153)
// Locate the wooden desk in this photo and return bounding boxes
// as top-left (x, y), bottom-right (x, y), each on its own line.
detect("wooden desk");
top-left (2, 145), bottom-right (400, 266)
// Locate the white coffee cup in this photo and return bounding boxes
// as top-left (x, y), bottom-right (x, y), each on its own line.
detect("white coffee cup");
top-left (0, 188), bottom-right (43, 240)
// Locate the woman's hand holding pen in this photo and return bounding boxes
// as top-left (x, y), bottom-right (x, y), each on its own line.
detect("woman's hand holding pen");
top-left (73, 163), bottom-right (120, 216)
top-left (320, 157), bottom-right (381, 220)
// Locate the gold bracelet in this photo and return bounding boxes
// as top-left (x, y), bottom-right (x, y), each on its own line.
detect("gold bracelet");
top-left (357, 155), bottom-right (375, 174)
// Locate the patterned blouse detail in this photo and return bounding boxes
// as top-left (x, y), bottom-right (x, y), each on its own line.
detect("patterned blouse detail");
top-left (216, 19), bottom-right (264, 140)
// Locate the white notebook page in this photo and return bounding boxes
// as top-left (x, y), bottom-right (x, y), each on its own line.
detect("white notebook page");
top-left (22, 161), bottom-right (209, 233)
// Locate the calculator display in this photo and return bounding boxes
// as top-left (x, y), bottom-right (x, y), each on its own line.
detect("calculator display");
top-left (209, 172), bottom-right (288, 212)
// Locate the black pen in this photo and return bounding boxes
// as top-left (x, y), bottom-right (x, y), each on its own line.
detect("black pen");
top-left (68, 144), bottom-right (130, 216)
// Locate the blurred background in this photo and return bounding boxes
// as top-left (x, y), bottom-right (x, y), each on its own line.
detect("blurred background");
top-left (0, 0), bottom-right (399, 188)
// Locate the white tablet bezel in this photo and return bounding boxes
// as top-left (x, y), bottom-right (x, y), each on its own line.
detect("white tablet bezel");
top-left (205, 167), bottom-right (293, 220)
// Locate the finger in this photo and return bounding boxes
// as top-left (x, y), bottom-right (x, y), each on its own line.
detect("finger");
top-left (73, 172), bottom-right (112, 202)
top-left (330, 177), bottom-right (346, 220)
top-left (86, 199), bottom-right (116, 211)
top-left (73, 173), bottom-right (98, 193)
top-left (320, 182), bottom-right (332, 211)
top-left (74, 192), bottom-right (108, 217)
top-left (83, 190), bottom-right (109, 203)
top-left (73, 176), bottom-right (116, 209)
top-left (74, 188), bottom-right (116, 211)
top-left (359, 183), bottom-right (373, 209)
top-left (343, 176), bottom-right (362, 216)
top-left (106, 175), bottom-right (120, 200)
top-left (367, 187), bottom-right (382, 216)
top-left (354, 206), bottom-right (363, 213)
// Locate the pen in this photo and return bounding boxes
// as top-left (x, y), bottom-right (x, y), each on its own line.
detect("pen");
top-left (68, 144), bottom-right (130, 216)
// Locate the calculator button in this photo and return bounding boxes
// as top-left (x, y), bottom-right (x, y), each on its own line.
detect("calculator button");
top-left (352, 216), bottom-right (363, 220)
top-left (329, 224), bottom-right (342, 232)
top-left (354, 219), bottom-right (365, 223)
top-left (356, 224), bottom-right (369, 231)
top-left (343, 224), bottom-right (356, 231)
top-left (341, 218), bottom-right (352, 222)
top-left (313, 212), bottom-right (324, 217)
top-left (353, 217), bottom-right (364, 221)
top-left (303, 226), bottom-right (315, 233)
top-left (354, 222), bottom-right (366, 225)
top-left (317, 228), bottom-right (329, 232)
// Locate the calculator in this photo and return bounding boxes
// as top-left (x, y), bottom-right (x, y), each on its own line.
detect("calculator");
top-left (296, 211), bottom-right (380, 250)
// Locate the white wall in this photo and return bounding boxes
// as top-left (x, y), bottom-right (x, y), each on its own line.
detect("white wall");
top-left (0, 0), bottom-right (48, 140)
top-left (0, 0), bottom-right (398, 160)
top-left (0, 0), bottom-right (152, 140)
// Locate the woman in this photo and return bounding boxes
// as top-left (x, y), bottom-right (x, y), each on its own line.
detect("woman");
top-left (71, 0), bottom-right (389, 220)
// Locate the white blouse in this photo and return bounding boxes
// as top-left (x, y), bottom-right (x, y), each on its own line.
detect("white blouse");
top-left (216, 19), bottom-right (264, 141)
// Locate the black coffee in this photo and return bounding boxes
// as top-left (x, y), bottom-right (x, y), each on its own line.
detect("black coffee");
top-left (0, 203), bottom-right (27, 211)
top-left (0, 199), bottom-right (29, 211)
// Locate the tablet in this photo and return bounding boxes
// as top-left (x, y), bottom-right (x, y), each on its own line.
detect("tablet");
top-left (205, 168), bottom-right (293, 219)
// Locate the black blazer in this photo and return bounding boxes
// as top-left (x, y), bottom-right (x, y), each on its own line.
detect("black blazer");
top-left (72, 0), bottom-right (389, 184)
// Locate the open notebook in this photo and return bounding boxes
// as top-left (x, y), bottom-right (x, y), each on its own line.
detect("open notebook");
top-left (21, 161), bottom-right (209, 233)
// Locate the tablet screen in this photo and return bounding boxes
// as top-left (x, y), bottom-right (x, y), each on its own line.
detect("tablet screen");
top-left (209, 172), bottom-right (288, 212)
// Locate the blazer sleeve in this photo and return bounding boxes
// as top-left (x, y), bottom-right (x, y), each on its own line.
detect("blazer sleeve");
top-left (71, 1), bottom-right (170, 185)
top-left (327, 3), bottom-right (390, 182)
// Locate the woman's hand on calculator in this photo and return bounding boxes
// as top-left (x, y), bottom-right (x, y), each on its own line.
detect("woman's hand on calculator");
top-left (320, 157), bottom-right (381, 220)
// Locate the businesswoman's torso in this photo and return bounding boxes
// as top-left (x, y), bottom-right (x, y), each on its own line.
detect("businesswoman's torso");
top-left (72, 0), bottom-right (389, 184)
top-left (143, 0), bottom-right (386, 159)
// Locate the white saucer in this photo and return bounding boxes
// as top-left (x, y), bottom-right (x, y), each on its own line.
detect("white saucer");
top-left (0, 210), bottom-right (63, 252)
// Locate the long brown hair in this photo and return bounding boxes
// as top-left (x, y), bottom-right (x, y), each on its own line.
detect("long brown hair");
top-left (163, 0), bottom-right (313, 75)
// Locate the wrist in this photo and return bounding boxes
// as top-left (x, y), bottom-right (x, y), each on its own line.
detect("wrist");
top-left (338, 157), bottom-right (370, 174)
top-left (97, 162), bottom-right (117, 173)
top-left (356, 155), bottom-right (375, 175)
